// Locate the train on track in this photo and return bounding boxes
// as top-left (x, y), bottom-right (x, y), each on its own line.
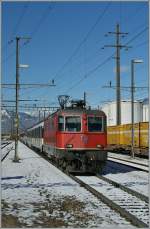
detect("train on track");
top-left (22, 98), bottom-right (107, 173)
top-left (107, 122), bottom-right (149, 157)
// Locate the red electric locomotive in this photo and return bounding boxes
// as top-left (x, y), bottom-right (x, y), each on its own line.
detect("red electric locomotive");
top-left (43, 99), bottom-right (107, 173)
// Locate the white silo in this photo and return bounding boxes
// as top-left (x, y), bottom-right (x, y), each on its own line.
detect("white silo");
top-left (101, 100), bottom-right (143, 126)
top-left (142, 98), bottom-right (149, 122)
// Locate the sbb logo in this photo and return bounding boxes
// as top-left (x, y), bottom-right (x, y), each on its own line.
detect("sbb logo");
top-left (81, 135), bottom-right (88, 144)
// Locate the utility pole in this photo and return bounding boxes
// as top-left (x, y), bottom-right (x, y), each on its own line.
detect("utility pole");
top-left (13, 37), bottom-right (20, 162)
top-left (131, 59), bottom-right (143, 158)
top-left (131, 60), bottom-right (134, 158)
top-left (116, 24), bottom-right (121, 125)
top-left (104, 23), bottom-right (130, 125)
top-left (13, 37), bottom-right (30, 162)
top-left (84, 92), bottom-right (86, 107)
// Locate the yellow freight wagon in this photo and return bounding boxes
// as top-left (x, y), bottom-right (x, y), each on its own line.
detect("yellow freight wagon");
top-left (139, 122), bottom-right (149, 148)
top-left (107, 126), bottom-right (120, 145)
top-left (134, 123), bottom-right (140, 147)
top-left (119, 124), bottom-right (124, 145)
top-left (122, 124), bottom-right (131, 146)
top-left (107, 122), bottom-right (148, 155)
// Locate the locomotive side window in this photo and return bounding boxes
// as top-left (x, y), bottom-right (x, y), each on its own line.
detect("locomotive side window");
top-left (103, 117), bottom-right (107, 132)
top-left (58, 116), bottom-right (64, 131)
top-left (88, 116), bottom-right (103, 132)
top-left (65, 116), bottom-right (81, 132)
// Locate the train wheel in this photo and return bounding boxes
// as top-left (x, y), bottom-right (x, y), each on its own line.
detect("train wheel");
top-left (62, 160), bottom-right (67, 171)
top-left (66, 161), bottom-right (76, 172)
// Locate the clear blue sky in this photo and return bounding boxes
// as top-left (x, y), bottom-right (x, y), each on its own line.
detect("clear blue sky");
top-left (2, 1), bottom-right (149, 110)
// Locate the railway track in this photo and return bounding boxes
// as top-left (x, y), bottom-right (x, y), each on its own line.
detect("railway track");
top-left (52, 164), bottom-right (149, 227)
top-left (1, 142), bottom-right (14, 161)
top-left (72, 175), bottom-right (149, 228)
top-left (108, 156), bottom-right (149, 172)
top-left (24, 144), bottom-right (149, 228)
top-left (1, 141), bottom-right (12, 150)
top-left (96, 174), bottom-right (148, 203)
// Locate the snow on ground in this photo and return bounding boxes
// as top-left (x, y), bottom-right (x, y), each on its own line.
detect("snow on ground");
top-left (103, 160), bottom-right (149, 196)
top-left (2, 142), bottom-right (134, 228)
top-left (108, 152), bottom-right (148, 166)
top-left (77, 176), bottom-right (149, 225)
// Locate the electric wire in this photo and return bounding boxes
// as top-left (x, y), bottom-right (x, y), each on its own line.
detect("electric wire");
top-left (2, 1), bottom-right (30, 51)
top-left (3, 4), bottom-right (148, 106)
top-left (29, 2), bottom-right (112, 98)
top-left (60, 26), bottom-right (148, 93)
top-left (2, 2), bottom-right (54, 64)
top-left (124, 27), bottom-right (148, 46)
top-left (51, 1), bottom-right (112, 81)
top-left (65, 53), bottom-right (114, 93)
top-left (54, 24), bottom-right (148, 91)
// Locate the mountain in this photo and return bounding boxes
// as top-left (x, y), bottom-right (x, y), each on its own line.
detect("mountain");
top-left (1, 109), bottom-right (40, 135)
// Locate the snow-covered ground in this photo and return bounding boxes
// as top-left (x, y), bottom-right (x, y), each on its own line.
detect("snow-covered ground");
top-left (108, 152), bottom-right (149, 172)
top-left (2, 142), bottom-right (134, 228)
top-left (103, 160), bottom-right (149, 197)
top-left (77, 176), bottom-right (149, 226)
top-left (108, 152), bottom-right (148, 166)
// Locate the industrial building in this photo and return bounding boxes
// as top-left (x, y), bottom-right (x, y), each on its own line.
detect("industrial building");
top-left (142, 98), bottom-right (149, 122)
top-left (101, 99), bottom-right (148, 126)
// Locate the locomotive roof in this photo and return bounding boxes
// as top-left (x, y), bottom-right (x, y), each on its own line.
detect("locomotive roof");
top-left (57, 108), bottom-right (106, 116)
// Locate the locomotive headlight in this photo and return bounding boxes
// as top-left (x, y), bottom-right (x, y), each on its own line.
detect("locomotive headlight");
top-left (66, 144), bottom-right (73, 148)
top-left (97, 144), bottom-right (102, 148)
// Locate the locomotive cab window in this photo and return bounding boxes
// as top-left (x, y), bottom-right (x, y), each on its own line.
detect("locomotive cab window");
top-left (65, 116), bottom-right (81, 132)
top-left (58, 116), bottom-right (64, 131)
top-left (88, 116), bottom-right (103, 132)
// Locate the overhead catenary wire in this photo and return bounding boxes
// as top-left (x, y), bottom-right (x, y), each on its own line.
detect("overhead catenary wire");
top-left (2, 1), bottom-right (54, 64)
top-left (28, 2), bottom-right (54, 39)
top-left (29, 2), bottom-right (112, 99)
top-left (58, 24), bottom-right (148, 85)
top-left (3, 4), bottom-right (148, 106)
top-left (60, 25), bottom-right (148, 93)
top-left (134, 40), bottom-right (148, 48)
top-left (119, 0), bottom-right (122, 29)
top-left (55, 22), bottom-right (148, 93)
top-left (124, 26), bottom-right (148, 46)
top-left (4, 24), bottom-right (148, 104)
top-left (56, 6), bottom-right (147, 80)
top-left (2, 1), bottom-right (30, 51)
top-left (58, 25), bottom-right (148, 85)
top-left (55, 2), bottom-right (147, 84)
top-left (51, 1), bottom-right (112, 82)
top-left (65, 53), bottom-right (114, 93)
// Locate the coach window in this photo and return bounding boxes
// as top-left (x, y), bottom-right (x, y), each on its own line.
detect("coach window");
top-left (58, 116), bottom-right (64, 131)
top-left (42, 127), bottom-right (43, 137)
top-left (37, 128), bottom-right (39, 138)
top-left (88, 116), bottom-right (103, 132)
top-left (65, 116), bottom-right (81, 132)
top-left (40, 127), bottom-right (42, 138)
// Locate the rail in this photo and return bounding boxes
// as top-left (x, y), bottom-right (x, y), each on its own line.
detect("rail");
top-left (69, 175), bottom-right (148, 228)
top-left (108, 156), bottom-right (149, 172)
top-left (96, 174), bottom-right (148, 203)
top-left (22, 143), bottom-right (149, 228)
